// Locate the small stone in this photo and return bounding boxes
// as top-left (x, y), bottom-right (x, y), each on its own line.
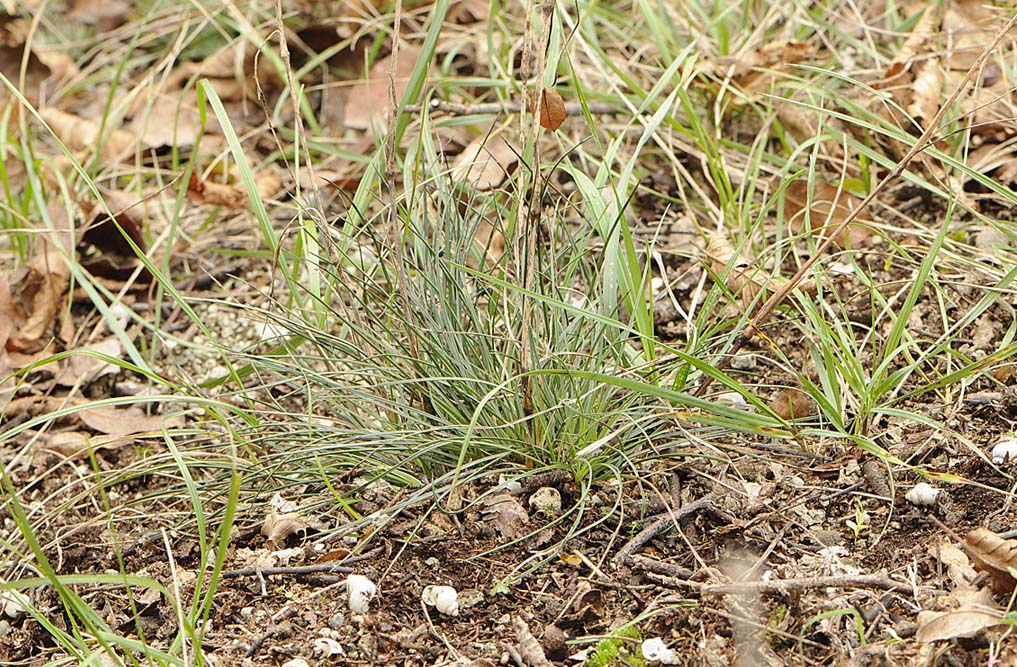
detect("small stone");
top-left (328, 612), bottom-right (345, 629)
top-left (528, 487), bottom-right (562, 515)
top-left (975, 228), bottom-right (1010, 252)
top-left (730, 354), bottom-right (757, 371)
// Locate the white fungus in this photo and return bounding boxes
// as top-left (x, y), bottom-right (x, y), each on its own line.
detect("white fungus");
top-left (904, 482), bottom-right (940, 506)
top-left (346, 574), bottom-right (377, 614)
top-left (641, 638), bottom-right (679, 665)
top-left (422, 585), bottom-right (460, 616)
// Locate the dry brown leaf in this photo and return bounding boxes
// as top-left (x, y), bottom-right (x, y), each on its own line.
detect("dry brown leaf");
top-left (261, 512), bottom-right (310, 548)
top-left (512, 616), bottom-right (551, 667)
top-left (768, 387), bottom-right (812, 421)
top-left (53, 337), bottom-right (121, 387)
top-left (964, 528), bottom-right (1017, 594)
top-left (783, 180), bottom-right (872, 247)
top-left (772, 99), bottom-right (850, 167)
top-left (0, 13), bottom-right (78, 104)
top-left (255, 169), bottom-right (283, 200)
top-left (8, 235), bottom-right (71, 352)
top-left (916, 587), bottom-right (1005, 643)
top-left (41, 431), bottom-right (125, 459)
top-left (935, 540), bottom-right (978, 587)
top-left (39, 107), bottom-right (137, 163)
top-left (187, 173), bottom-right (246, 209)
top-left (343, 46), bottom-right (423, 133)
top-left (908, 59), bottom-right (944, 130)
top-left (942, 0), bottom-right (1012, 72)
top-left (713, 39), bottom-right (814, 91)
top-left (704, 232), bottom-right (812, 306)
top-left (534, 88), bottom-right (566, 131)
top-left (471, 217), bottom-right (506, 268)
top-left (298, 167), bottom-right (362, 192)
top-left (78, 405), bottom-right (181, 437)
top-left (482, 493), bottom-right (529, 540)
top-left (0, 277), bottom-right (15, 402)
top-left (0, 276), bottom-right (13, 352)
top-left (124, 42), bottom-right (277, 150)
top-left (873, 7), bottom-right (945, 161)
top-left (77, 191), bottom-right (150, 281)
top-left (451, 132), bottom-right (519, 191)
top-left (65, 0), bottom-right (130, 31)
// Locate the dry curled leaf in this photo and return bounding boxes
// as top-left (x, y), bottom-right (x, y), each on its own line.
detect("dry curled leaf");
top-left (873, 7), bottom-right (949, 163)
top-left (704, 232), bottom-right (812, 307)
top-left (451, 132), bottom-right (519, 191)
top-left (39, 108), bottom-right (138, 163)
top-left (512, 616), bottom-right (551, 667)
top-left (187, 173), bottom-right (247, 209)
top-left (935, 540), bottom-right (978, 587)
top-left (41, 431), bottom-right (124, 460)
top-left (78, 191), bottom-right (150, 280)
top-left (78, 405), bottom-right (182, 437)
top-left (261, 512), bottom-right (310, 549)
top-left (482, 493), bottom-right (529, 540)
top-left (344, 46), bottom-right (422, 134)
top-left (916, 587), bottom-right (1004, 643)
top-left (713, 39), bottom-right (814, 93)
top-left (65, 0), bottom-right (130, 31)
top-left (533, 88), bottom-right (566, 131)
top-left (783, 180), bottom-right (872, 248)
top-left (53, 337), bottom-right (122, 387)
top-left (0, 13), bottom-right (78, 104)
top-left (768, 387), bottom-right (812, 421)
top-left (964, 528), bottom-right (1017, 594)
top-left (8, 235), bottom-right (71, 352)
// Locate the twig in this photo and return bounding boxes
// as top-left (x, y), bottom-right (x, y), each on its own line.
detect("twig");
top-left (219, 562), bottom-right (355, 579)
top-left (702, 574), bottom-right (913, 595)
top-left (518, 1), bottom-right (554, 424)
top-left (611, 495), bottom-right (716, 565)
top-left (695, 11), bottom-right (1017, 398)
top-left (647, 572), bottom-right (911, 594)
top-left (626, 554), bottom-right (695, 579)
top-left (405, 99), bottom-right (617, 116)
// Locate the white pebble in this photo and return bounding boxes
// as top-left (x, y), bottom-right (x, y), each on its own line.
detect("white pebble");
top-left (528, 487), bottom-right (562, 515)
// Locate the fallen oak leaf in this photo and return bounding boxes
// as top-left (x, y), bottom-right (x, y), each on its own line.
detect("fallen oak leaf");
top-left (712, 39), bottom-right (814, 91)
top-left (0, 13), bottom-right (78, 104)
top-left (40, 431), bottom-right (126, 460)
top-left (481, 493), bottom-right (529, 540)
top-left (767, 387), bottom-right (812, 421)
top-left (343, 46), bottom-right (423, 134)
top-left (451, 132), bottom-right (519, 191)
